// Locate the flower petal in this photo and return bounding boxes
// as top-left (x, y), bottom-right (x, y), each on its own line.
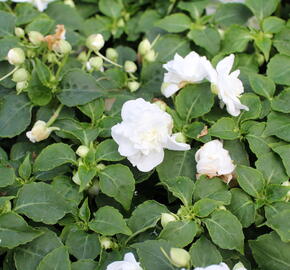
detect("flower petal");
top-left (216, 54), bottom-right (234, 75)
top-left (165, 135), bottom-right (190, 151)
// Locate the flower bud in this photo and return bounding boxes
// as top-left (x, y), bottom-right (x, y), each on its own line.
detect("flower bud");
top-left (127, 81), bottom-right (140, 92)
top-left (138, 39), bottom-right (151, 55)
top-left (86, 34), bottom-right (105, 51)
top-left (64, 0), bottom-right (75, 7)
top-left (78, 51), bottom-right (87, 62)
top-left (233, 262), bottom-right (247, 270)
top-left (88, 56), bottom-right (103, 70)
top-left (28, 31), bottom-right (44, 46)
top-left (26, 120), bottom-right (59, 143)
top-left (47, 52), bottom-right (58, 63)
top-left (100, 236), bottom-right (114, 250)
top-left (52, 40), bottom-right (72, 54)
top-left (76, 145), bottom-right (89, 158)
top-left (144, 49), bottom-right (156, 62)
top-left (16, 81), bottom-right (28, 94)
top-left (72, 172), bottom-right (81, 185)
top-left (124, 60), bottom-right (137, 73)
top-left (96, 163), bottom-right (106, 171)
top-left (282, 181), bottom-right (290, 187)
top-left (169, 248), bottom-right (190, 268)
top-left (117, 18), bottom-right (125, 28)
top-left (106, 48), bottom-right (118, 61)
top-left (153, 99), bottom-right (167, 111)
top-left (15, 27), bottom-right (25, 38)
top-left (218, 205), bottom-right (226, 211)
top-left (12, 68), bottom-right (29, 82)
top-left (211, 83), bottom-right (219, 95)
top-left (161, 213), bottom-right (177, 228)
top-left (173, 132), bottom-right (187, 144)
top-left (7, 48), bottom-right (25, 66)
top-left (26, 49), bottom-right (36, 58)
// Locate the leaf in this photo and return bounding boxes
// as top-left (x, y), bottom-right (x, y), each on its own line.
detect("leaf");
top-left (71, 260), bottom-right (98, 270)
top-left (272, 144), bottom-right (290, 177)
top-left (0, 212), bottom-right (42, 249)
top-left (58, 69), bottom-right (103, 107)
top-left (66, 230), bottom-right (100, 260)
top-left (18, 154), bottom-right (32, 181)
top-left (0, 166), bottom-right (15, 187)
top-left (99, 164), bottom-right (135, 210)
top-left (78, 98), bottom-right (104, 124)
top-left (265, 111), bottom-right (290, 142)
top-left (254, 35), bottom-right (272, 61)
top-left (34, 59), bottom-right (51, 86)
top-left (249, 232), bottom-right (290, 270)
top-left (238, 93), bottom-right (262, 123)
top-left (36, 246), bottom-right (71, 270)
top-left (223, 139), bottom-right (250, 166)
top-left (95, 139), bottom-right (124, 162)
top-left (175, 83), bottom-right (214, 122)
top-left (267, 54), bottom-right (290, 86)
top-left (178, 1), bottom-right (208, 20)
top-left (78, 165), bottom-right (97, 192)
top-left (156, 13), bottom-right (191, 33)
top-left (271, 88), bottom-right (290, 113)
top-left (249, 73), bottom-right (276, 99)
top-left (209, 117), bottom-right (239, 140)
top-left (99, 0), bottom-right (123, 18)
top-left (193, 198), bottom-right (221, 218)
top-left (89, 206), bottom-right (131, 236)
top-left (0, 11), bottom-right (16, 37)
top-left (204, 210), bottom-right (244, 253)
top-left (245, 0), bottom-right (280, 20)
top-left (25, 16), bottom-right (55, 35)
top-left (34, 143), bottom-right (76, 172)
top-left (189, 236), bottom-right (222, 267)
top-left (14, 182), bottom-right (71, 224)
top-left (159, 220), bottom-right (198, 247)
top-left (236, 165), bottom-right (265, 198)
top-left (273, 27), bottom-right (290, 56)
top-left (262, 16), bottom-right (285, 34)
top-left (0, 94), bottom-right (32, 138)
top-left (14, 229), bottom-right (63, 270)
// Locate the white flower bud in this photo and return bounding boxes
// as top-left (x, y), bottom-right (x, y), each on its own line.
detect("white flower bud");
top-left (173, 132), bottom-right (187, 144)
top-left (218, 205), bottom-right (227, 211)
top-left (16, 81), bottom-right (28, 93)
top-left (76, 145), bottom-right (89, 158)
top-left (144, 49), bottom-right (156, 62)
top-left (7, 48), bottom-right (25, 66)
top-left (26, 120), bottom-right (59, 143)
top-left (78, 51), bottom-right (87, 63)
top-left (161, 213), bottom-right (177, 228)
top-left (12, 68), bottom-right (29, 82)
top-left (282, 181), bottom-right (290, 187)
top-left (233, 262), bottom-right (247, 270)
top-left (127, 81), bottom-right (140, 92)
top-left (117, 18), bottom-right (125, 27)
top-left (96, 163), bottom-right (106, 171)
top-left (26, 49), bottom-right (36, 58)
top-left (52, 40), bottom-right (72, 54)
top-left (153, 99), bottom-right (167, 111)
top-left (106, 48), bottom-right (118, 61)
top-left (28, 31), bottom-right (44, 46)
top-left (15, 27), bottom-right (25, 38)
top-left (100, 236), bottom-right (114, 250)
top-left (64, 0), bottom-right (75, 7)
top-left (47, 53), bottom-right (58, 63)
top-left (124, 60), bottom-right (137, 73)
top-left (72, 172), bottom-right (81, 185)
top-left (170, 248), bottom-right (190, 268)
top-left (88, 56), bottom-right (103, 70)
top-left (86, 34), bottom-right (105, 51)
top-left (138, 39), bottom-right (151, 55)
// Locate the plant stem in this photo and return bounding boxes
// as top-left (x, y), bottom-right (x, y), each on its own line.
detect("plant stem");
top-left (96, 51), bottom-right (122, 68)
top-left (46, 104), bottom-right (64, 127)
top-left (0, 67), bottom-right (18, 82)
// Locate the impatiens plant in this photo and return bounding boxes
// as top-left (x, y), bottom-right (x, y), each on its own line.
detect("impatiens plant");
top-left (0, 0), bottom-right (290, 269)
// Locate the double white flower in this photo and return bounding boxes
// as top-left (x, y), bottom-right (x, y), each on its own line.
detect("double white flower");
top-left (162, 52), bottom-right (248, 117)
top-left (195, 262), bottom-right (247, 270)
top-left (111, 98), bottom-right (190, 172)
top-left (10, 0), bottom-right (55, 11)
top-left (106, 253), bottom-right (143, 270)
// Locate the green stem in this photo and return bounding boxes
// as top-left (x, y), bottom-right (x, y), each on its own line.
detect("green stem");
top-left (96, 51), bottom-right (122, 68)
top-left (55, 54), bottom-right (69, 79)
top-left (0, 67), bottom-right (18, 82)
top-left (46, 104), bottom-right (64, 127)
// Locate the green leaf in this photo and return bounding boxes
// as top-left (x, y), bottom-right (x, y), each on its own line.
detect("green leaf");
top-left (272, 144), bottom-right (290, 177)
top-left (34, 58), bottom-right (51, 86)
top-left (78, 165), bottom-right (97, 192)
top-left (271, 88), bottom-right (290, 113)
top-left (262, 16), bottom-right (285, 34)
top-left (209, 117), bottom-right (239, 140)
top-left (95, 139), bottom-right (124, 162)
top-left (161, 176), bottom-right (194, 206)
top-left (238, 93), bottom-right (262, 123)
top-left (228, 188), bottom-right (255, 228)
top-left (89, 206), bottom-right (131, 236)
top-left (36, 246), bottom-right (71, 270)
top-left (14, 182), bottom-right (71, 224)
top-left (245, 0), bottom-right (280, 20)
top-left (0, 11), bottom-right (16, 37)
top-left (0, 166), bottom-right (15, 187)
top-left (14, 229), bottom-right (63, 270)
top-left (78, 98), bottom-right (104, 124)
top-left (204, 210), bottom-right (244, 253)
top-left (265, 111), bottom-right (290, 142)
top-left (157, 149), bottom-right (196, 182)
top-left (25, 16), bottom-right (55, 35)
top-left (18, 154), bottom-right (31, 181)
top-left (79, 198), bottom-right (91, 224)
top-left (99, 0), bottom-right (123, 18)
top-left (273, 27), bottom-right (290, 56)
top-left (223, 139), bottom-right (250, 166)
top-left (267, 54), bottom-right (290, 86)
top-left (58, 69), bottom-right (103, 107)
top-left (175, 83), bottom-right (214, 122)
top-left (189, 236), bottom-right (222, 267)
top-left (254, 35), bottom-right (272, 61)
top-left (249, 232), bottom-right (290, 270)
top-left (0, 94), bottom-right (32, 138)
top-left (249, 73), bottom-right (276, 100)
top-left (0, 212), bottom-right (42, 249)
top-left (156, 13), bottom-right (191, 33)
top-left (178, 1), bottom-right (208, 20)
top-left (99, 164), bottom-right (135, 210)
top-left (34, 143), bottom-right (76, 172)
top-left (71, 260), bottom-right (98, 270)
top-left (159, 220), bottom-right (198, 247)
top-left (15, 3), bottom-right (39, 25)
top-left (236, 165), bottom-right (265, 198)
top-left (66, 230), bottom-right (100, 260)
top-left (81, 16), bottom-right (111, 40)
top-left (193, 198), bottom-right (221, 218)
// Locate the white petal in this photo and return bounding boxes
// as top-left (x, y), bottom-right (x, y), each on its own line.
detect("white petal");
top-left (26, 131), bottom-right (36, 143)
top-left (165, 135), bottom-right (190, 151)
top-left (121, 98), bottom-right (148, 121)
top-left (161, 83), bottom-right (180, 98)
top-left (124, 253), bottom-right (137, 263)
top-left (216, 54), bottom-right (234, 75)
top-left (201, 57), bottom-right (217, 83)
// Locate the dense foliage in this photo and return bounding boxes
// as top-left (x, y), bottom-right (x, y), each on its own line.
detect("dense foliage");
top-left (0, 0), bottom-right (290, 269)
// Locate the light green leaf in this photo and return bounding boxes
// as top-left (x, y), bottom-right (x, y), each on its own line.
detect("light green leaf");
top-left (78, 165), bottom-right (97, 192)
top-left (245, 0), bottom-right (280, 20)
top-left (209, 117), bottom-right (239, 140)
top-left (254, 35), bottom-right (272, 61)
top-left (249, 73), bottom-right (275, 99)
top-left (156, 13), bottom-right (191, 33)
top-left (262, 16), bottom-right (285, 34)
top-left (273, 27), bottom-right (290, 56)
top-left (0, 11), bottom-right (16, 37)
top-left (178, 1), bottom-right (208, 20)
top-left (271, 88), bottom-right (290, 113)
top-left (95, 139), bottom-right (124, 162)
top-left (18, 154), bottom-right (31, 181)
top-left (238, 93), bottom-right (262, 123)
top-left (267, 54), bottom-right (290, 86)
top-left (71, 260), bottom-right (98, 270)
top-left (272, 144), bottom-right (290, 177)
top-left (78, 98), bottom-right (104, 124)
top-left (193, 198), bottom-right (221, 218)
top-left (99, 0), bottom-right (123, 18)
top-left (265, 111), bottom-right (290, 142)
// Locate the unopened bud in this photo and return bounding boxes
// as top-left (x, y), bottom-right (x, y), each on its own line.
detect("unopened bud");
top-left (106, 48), bottom-right (118, 61)
top-left (26, 120), bottom-right (59, 143)
top-left (16, 81), bottom-right (28, 93)
top-left (12, 68), bottom-right (29, 82)
top-left (72, 172), bottom-right (81, 185)
top-left (117, 18), bottom-right (125, 28)
top-left (138, 39), bottom-right (151, 55)
top-left (124, 60), bottom-right (137, 73)
top-left (78, 51), bottom-right (87, 62)
top-left (144, 49), bottom-right (156, 62)
top-left (28, 31), bottom-right (44, 46)
top-left (233, 262), bottom-right (247, 270)
top-left (170, 248), bottom-right (190, 268)
top-left (76, 145), bottom-right (90, 158)
top-left (86, 34), bottom-right (105, 51)
top-left (211, 83), bottom-right (219, 95)
top-left (282, 181), bottom-right (290, 187)
top-left (173, 132), bottom-right (187, 144)
top-left (7, 48), bottom-right (25, 66)
top-left (26, 49), bottom-right (36, 58)
top-left (96, 163), bottom-right (106, 171)
top-left (64, 0), bottom-right (75, 7)
top-left (88, 56), bottom-right (103, 70)
top-left (218, 205), bottom-right (226, 211)
top-left (47, 53), bottom-right (58, 63)
top-left (153, 99), bottom-right (167, 111)
top-left (100, 236), bottom-right (114, 250)
top-left (161, 213), bottom-right (177, 228)
top-left (127, 81), bottom-right (140, 92)
top-left (52, 40), bottom-right (72, 54)
top-left (15, 27), bottom-right (25, 38)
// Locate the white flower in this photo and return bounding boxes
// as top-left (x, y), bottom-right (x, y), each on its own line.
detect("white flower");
top-left (111, 98), bottom-right (190, 172)
top-left (161, 52), bottom-right (209, 98)
top-left (106, 252), bottom-right (143, 270)
top-left (7, 48), bottom-right (25, 66)
top-left (11, 0), bottom-right (56, 12)
top-left (233, 262), bottom-right (247, 270)
top-left (194, 263), bottom-right (230, 270)
top-left (195, 140), bottom-right (235, 180)
top-left (26, 120), bottom-right (59, 143)
top-left (204, 54), bottom-right (249, 116)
